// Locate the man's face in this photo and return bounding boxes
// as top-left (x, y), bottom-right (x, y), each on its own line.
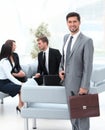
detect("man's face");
top-left (37, 40), bottom-right (46, 51)
top-left (67, 16), bottom-right (80, 34)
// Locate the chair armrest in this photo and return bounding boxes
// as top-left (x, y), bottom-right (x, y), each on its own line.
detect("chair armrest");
top-left (21, 79), bottom-right (67, 104)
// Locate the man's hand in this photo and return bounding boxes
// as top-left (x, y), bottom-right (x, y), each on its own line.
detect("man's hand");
top-left (78, 88), bottom-right (88, 95)
top-left (59, 70), bottom-right (65, 80)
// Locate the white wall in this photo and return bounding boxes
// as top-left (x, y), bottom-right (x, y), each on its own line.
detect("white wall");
top-left (0, 0), bottom-right (105, 63)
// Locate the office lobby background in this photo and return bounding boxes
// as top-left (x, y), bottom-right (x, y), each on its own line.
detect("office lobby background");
top-left (0, 0), bottom-right (105, 64)
top-left (0, 1), bottom-right (105, 129)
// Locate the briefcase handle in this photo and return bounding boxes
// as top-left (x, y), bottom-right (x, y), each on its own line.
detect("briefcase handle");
top-left (71, 91), bottom-right (88, 96)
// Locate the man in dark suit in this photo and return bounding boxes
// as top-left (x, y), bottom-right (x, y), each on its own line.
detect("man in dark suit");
top-left (33, 36), bottom-right (61, 85)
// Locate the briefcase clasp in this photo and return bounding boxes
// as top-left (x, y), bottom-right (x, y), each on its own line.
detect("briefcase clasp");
top-left (83, 106), bottom-right (87, 110)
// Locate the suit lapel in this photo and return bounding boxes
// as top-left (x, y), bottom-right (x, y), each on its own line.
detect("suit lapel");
top-left (69, 33), bottom-right (82, 58)
top-left (61, 35), bottom-right (69, 69)
top-left (40, 52), bottom-right (44, 67)
top-left (48, 48), bottom-right (51, 73)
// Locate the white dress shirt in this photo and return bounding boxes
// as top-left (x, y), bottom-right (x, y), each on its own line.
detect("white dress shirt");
top-left (43, 47), bottom-right (49, 73)
top-left (64, 31), bottom-right (80, 70)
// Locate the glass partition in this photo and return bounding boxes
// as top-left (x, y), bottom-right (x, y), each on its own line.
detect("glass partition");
top-left (0, 0), bottom-right (104, 63)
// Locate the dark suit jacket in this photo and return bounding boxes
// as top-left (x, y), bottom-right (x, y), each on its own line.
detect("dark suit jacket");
top-left (35, 48), bottom-right (61, 85)
top-left (37, 48), bottom-right (61, 75)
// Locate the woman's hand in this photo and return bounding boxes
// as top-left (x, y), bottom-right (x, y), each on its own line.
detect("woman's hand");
top-left (12, 70), bottom-right (26, 77)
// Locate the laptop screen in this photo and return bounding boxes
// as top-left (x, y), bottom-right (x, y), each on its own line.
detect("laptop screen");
top-left (43, 75), bottom-right (62, 86)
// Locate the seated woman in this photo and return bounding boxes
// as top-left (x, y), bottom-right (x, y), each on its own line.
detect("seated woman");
top-left (0, 43), bottom-right (24, 113)
top-left (5, 39), bottom-right (27, 82)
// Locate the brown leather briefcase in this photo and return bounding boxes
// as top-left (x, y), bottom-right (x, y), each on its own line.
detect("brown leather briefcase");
top-left (69, 94), bottom-right (100, 119)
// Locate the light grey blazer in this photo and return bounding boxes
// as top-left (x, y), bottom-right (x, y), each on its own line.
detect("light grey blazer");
top-left (60, 33), bottom-right (94, 98)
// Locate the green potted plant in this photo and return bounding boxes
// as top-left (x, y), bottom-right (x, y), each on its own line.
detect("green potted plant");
top-left (30, 22), bottom-right (51, 58)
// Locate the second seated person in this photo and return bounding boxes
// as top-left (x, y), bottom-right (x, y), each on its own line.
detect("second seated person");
top-left (5, 39), bottom-right (27, 82)
top-left (33, 36), bottom-right (62, 85)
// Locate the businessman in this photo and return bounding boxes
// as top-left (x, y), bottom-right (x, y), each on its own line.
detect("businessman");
top-left (34, 36), bottom-right (61, 85)
top-left (59, 12), bottom-right (94, 130)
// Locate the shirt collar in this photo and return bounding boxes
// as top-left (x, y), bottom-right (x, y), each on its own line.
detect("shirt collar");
top-left (43, 47), bottom-right (49, 54)
top-left (70, 31), bottom-right (80, 39)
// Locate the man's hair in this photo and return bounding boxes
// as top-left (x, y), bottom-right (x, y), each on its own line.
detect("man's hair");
top-left (37, 36), bottom-right (49, 45)
top-left (66, 12), bottom-right (81, 22)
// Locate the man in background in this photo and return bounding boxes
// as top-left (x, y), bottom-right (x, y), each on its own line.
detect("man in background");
top-left (33, 36), bottom-right (61, 85)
